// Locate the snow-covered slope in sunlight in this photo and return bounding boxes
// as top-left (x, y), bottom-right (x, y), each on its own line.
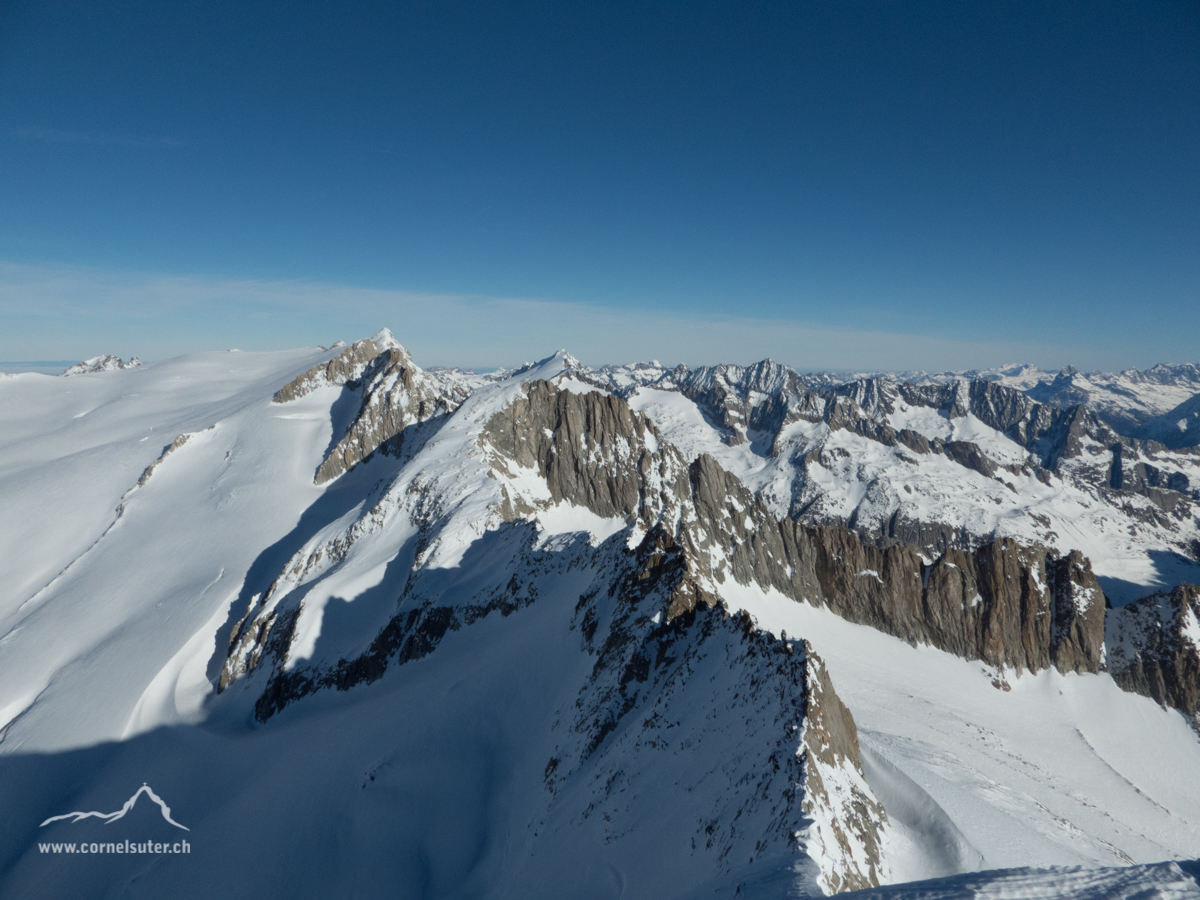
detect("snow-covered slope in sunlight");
top-left (603, 365), bottom-right (1200, 603)
top-left (727, 580), bottom-right (1200, 870)
top-left (1, 334), bottom-right (1198, 900)
top-left (0, 345), bottom-right (347, 749)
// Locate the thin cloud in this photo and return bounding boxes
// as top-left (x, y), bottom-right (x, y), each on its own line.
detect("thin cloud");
top-left (0, 260), bottom-right (1098, 372)
top-left (13, 127), bottom-right (184, 148)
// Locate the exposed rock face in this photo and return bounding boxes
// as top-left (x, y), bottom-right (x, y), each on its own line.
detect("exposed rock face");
top-left (272, 334), bottom-right (390, 403)
top-left (62, 354), bottom-right (141, 376)
top-left (482, 380), bottom-right (661, 519)
top-left (229, 379), bottom-right (1109, 731)
top-left (590, 362), bottom-right (1200, 569)
top-left (674, 452), bottom-right (1108, 676)
top-left (478, 384), bottom-right (1097, 677)
top-left (227, 490), bottom-right (889, 894)
top-left (136, 433), bottom-right (191, 487)
top-left (800, 644), bottom-right (888, 894)
top-left (217, 371), bottom-right (1200, 888)
top-left (273, 329), bottom-right (468, 484)
top-left (313, 345), bottom-right (455, 485)
top-left (1048, 550), bottom-right (1110, 673)
top-left (1107, 583), bottom-right (1200, 726)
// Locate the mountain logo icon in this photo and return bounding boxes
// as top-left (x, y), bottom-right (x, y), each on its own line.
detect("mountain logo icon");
top-left (40, 783), bottom-right (189, 831)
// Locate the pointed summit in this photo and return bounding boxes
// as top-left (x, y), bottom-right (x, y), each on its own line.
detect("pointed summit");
top-left (369, 327), bottom-right (405, 354)
top-left (553, 348), bottom-right (581, 369)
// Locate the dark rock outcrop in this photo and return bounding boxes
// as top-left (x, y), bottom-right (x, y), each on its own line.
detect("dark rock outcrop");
top-left (232, 503), bottom-right (890, 892)
top-left (482, 380), bottom-right (664, 519)
top-left (478, 382), bottom-right (1109, 676)
top-left (800, 644), bottom-right (888, 893)
top-left (273, 330), bottom-right (467, 484)
top-left (272, 336), bottom-right (384, 403)
top-left (136, 433), bottom-right (191, 487)
top-left (314, 345), bottom-right (454, 485)
top-left (1107, 583), bottom-right (1200, 726)
top-left (229, 380), bottom-right (1110, 734)
top-left (658, 446), bottom-right (1107, 676)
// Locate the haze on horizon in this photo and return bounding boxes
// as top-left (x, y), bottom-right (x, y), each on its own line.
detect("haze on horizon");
top-left (0, 1), bottom-right (1196, 371)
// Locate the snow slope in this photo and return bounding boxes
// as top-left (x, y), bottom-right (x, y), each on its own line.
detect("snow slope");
top-left (0, 346), bottom-right (346, 750)
top-left (1, 339), bottom-right (1198, 899)
top-left (608, 369), bottom-right (1200, 604)
top-left (1137, 393), bottom-right (1200, 450)
top-left (730, 581), bottom-right (1200, 870)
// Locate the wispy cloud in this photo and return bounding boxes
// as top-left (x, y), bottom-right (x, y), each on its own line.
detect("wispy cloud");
top-left (0, 260), bottom-right (1092, 371)
top-left (13, 127), bottom-right (184, 148)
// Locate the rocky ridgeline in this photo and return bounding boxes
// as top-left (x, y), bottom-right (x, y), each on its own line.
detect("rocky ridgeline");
top-left (594, 361), bottom-right (1200, 560)
top-left (230, 379), bottom-right (1109, 715)
top-left (686, 367), bottom-right (1195, 506)
top-left (480, 382), bottom-right (1108, 676)
top-left (549, 532), bottom-right (889, 894)
top-left (61, 354), bottom-right (141, 376)
top-left (273, 329), bottom-right (471, 484)
top-left (228, 353), bottom-right (1199, 747)
top-left (214, 365), bottom-right (1200, 889)
top-left (1108, 583), bottom-right (1200, 727)
top-left (229, 481), bottom-right (891, 893)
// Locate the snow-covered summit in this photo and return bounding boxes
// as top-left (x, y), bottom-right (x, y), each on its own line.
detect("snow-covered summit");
top-left (61, 354), bottom-right (141, 376)
top-left (367, 327), bottom-right (403, 353)
top-left (2, 332), bottom-right (1199, 899)
top-left (1024, 362), bottom-right (1200, 432)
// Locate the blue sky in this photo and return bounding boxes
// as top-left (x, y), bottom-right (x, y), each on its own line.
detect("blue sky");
top-left (1, 1), bottom-right (1196, 370)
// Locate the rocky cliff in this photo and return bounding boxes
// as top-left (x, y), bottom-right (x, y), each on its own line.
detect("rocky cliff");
top-left (585, 361), bottom-right (1200, 584)
top-left (226, 482), bottom-right (890, 894)
top-left (212, 357), bottom-right (1200, 892)
top-left (226, 378), bottom-right (1111, 734)
top-left (1107, 583), bottom-right (1200, 727)
top-left (272, 329), bottom-right (469, 484)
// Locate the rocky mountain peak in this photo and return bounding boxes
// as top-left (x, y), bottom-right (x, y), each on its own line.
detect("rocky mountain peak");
top-left (61, 354), bottom-right (142, 376)
top-left (368, 327), bottom-right (404, 353)
top-left (272, 332), bottom-right (466, 484)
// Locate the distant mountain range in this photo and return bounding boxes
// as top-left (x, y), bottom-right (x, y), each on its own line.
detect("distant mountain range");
top-left (1, 332), bottom-right (1197, 899)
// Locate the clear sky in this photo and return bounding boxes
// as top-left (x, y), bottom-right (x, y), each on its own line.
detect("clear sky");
top-left (1, 1), bottom-right (1196, 371)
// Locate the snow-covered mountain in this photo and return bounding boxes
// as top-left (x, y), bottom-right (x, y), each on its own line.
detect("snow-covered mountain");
top-left (1023, 364), bottom-right (1200, 434)
top-left (574, 359), bottom-right (1200, 604)
top-left (1, 332), bottom-right (1198, 899)
top-left (677, 361), bottom-right (1200, 438)
top-left (1135, 393), bottom-right (1200, 450)
top-left (60, 354), bottom-right (142, 376)
top-left (811, 362), bottom-right (1200, 437)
